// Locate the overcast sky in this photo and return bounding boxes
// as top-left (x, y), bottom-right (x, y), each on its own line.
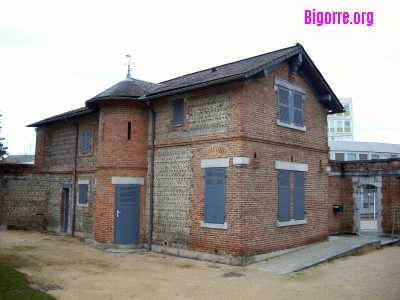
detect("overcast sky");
top-left (1, 0), bottom-right (399, 154)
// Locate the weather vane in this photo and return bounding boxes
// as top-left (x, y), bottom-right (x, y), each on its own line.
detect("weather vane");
top-left (125, 53), bottom-right (134, 79)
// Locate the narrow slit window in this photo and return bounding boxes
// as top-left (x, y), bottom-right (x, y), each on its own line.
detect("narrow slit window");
top-left (128, 122), bottom-right (132, 140)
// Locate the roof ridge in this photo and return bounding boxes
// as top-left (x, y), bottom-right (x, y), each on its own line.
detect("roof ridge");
top-left (158, 45), bottom-right (301, 84)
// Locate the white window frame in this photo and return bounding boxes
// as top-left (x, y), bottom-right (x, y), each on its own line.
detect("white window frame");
top-left (274, 78), bottom-right (306, 132)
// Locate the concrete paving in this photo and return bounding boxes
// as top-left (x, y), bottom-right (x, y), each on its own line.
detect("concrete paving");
top-left (250, 235), bottom-right (399, 274)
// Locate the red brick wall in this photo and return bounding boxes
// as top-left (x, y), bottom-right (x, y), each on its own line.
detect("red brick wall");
top-left (382, 176), bottom-right (400, 234)
top-left (328, 176), bottom-right (354, 233)
top-left (94, 168), bottom-right (147, 243)
top-left (241, 63), bottom-right (329, 152)
top-left (97, 101), bottom-right (148, 168)
top-left (94, 100), bottom-right (149, 244)
top-left (34, 128), bottom-right (47, 168)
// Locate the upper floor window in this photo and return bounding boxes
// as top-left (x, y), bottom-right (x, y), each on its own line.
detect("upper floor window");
top-left (328, 120), bottom-right (352, 133)
top-left (274, 78), bottom-right (306, 131)
top-left (277, 87), bottom-right (304, 127)
top-left (172, 99), bottom-right (184, 126)
top-left (80, 130), bottom-right (91, 154)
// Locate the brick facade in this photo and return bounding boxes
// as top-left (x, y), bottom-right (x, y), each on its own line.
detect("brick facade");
top-left (145, 62), bottom-right (332, 258)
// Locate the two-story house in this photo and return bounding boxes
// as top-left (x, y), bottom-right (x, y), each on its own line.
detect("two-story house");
top-left (19, 43), bottom-right (344, 265)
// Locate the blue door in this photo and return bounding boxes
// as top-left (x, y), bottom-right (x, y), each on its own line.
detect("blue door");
top-left (114, 185), bottom-right (140, 245)
top-left (63, 189), bottom-right (69, 233)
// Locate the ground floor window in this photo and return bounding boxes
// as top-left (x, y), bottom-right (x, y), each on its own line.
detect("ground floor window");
top-left (278, 170), bottom-right (305, 222)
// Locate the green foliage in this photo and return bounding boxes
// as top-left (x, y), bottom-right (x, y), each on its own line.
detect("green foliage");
top-left (0, 264), bottom-right (55, 300)
top-left (0, 111), bottom-right (8, 160)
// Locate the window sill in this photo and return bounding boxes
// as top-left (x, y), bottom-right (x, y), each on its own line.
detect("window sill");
top-left (277, 218), bottom-right (307, 227)
top-left (77, 203), bottom-right (88, 208)
top-left (277, 120), bottom-right (306, 132)
top-left (172, 123), bottom-right (183, 127)
top-left (201, 221), bottom-right (228, 230)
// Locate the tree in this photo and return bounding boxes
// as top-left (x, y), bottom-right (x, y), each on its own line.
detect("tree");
top-left (0, 111), bottom-right (8, 160)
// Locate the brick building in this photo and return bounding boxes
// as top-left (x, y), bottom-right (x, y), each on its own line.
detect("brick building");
top-left (1, 44), bottom-right (351, 265)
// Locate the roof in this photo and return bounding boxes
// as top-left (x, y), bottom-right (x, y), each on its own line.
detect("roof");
top-left (86, 76), bottom-right (160, 109)
top-left (143, 44), bottom-right (343, 113)
top-left (148, 45), bottom-right (300, 96)
top-left (27, 107), bottom-right (94, 127)
top-left (31, 44), bottom-right (344, 127)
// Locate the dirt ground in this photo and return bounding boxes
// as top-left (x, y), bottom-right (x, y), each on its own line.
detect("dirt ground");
top-left (0, 230), bottom-right (399, 300)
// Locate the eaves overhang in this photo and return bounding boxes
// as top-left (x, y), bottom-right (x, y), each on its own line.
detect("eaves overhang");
top-left (297, 49), bottom-right (344, 114)
top-left (27, 108), bottom-right (95, 127)
top-left (85, 95), bottom-right (144, 110)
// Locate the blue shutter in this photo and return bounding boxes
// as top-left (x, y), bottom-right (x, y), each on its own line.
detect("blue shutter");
top-left (86, 130), bottom-right (91, 152)
top-left (214, 168), bottom-right (226, 224)
top-left (80, 131), bottom-right (86, 153)
top-left (172, 99), bottom-right (184, 126)
top-left (278, 87), bottom-right (290, 123)
top-left (294, 171), bottom-right (305, 220)
top-left (80, 130), bottom-right (91, 154)
top-left (204, 169), bottom-right (215, 223)
top-left (293, 92), bottom-right (304, 127)
top-left (278, 170), bottom-right (290, 221)
top-left (79, 184), bottom-right (88, 204)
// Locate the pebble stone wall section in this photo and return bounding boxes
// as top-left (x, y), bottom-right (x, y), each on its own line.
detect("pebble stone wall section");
top-left (1, 172), bottom-right (71, 231)
top-left (149, 146), bottom-right (193, 248)
top-left (154, 93), bottom-right (230, 138)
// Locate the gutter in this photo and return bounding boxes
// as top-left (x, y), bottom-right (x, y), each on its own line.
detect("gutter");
top-left (71, 124), bottom-right (79, 237)
top-left (147, 100), bottom-right (156, 252)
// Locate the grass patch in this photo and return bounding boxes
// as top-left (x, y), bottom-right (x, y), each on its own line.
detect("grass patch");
top-left (0, 264), bottom-right (55, 300)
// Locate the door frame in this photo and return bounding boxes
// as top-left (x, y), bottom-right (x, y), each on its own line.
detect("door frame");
top-left (114, 184), bottom-right (141, 245)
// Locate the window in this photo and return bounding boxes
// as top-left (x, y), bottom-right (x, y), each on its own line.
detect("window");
top-left (327, 120), bottom-right (351, 133)
top-left (127, 122), bottom-right (131, 140)
top-left (359, 153), bottom-right (368, 160)
top-left (347, 153), bottom-right (357, 160)
top-left (277, 87), bottom-right (304, 127)
top-left (80, 130), bottom-right (91, 154)
top-left (335, 153), bottom-right (345, 161)
top-left (278, 170), bottom-right (305, 222)
top-left (380, 154), bottom-right (389, 159)
top-left (204, 168), bottom-right (226, 224)
top-left (390, 154), bottom-right (398, 158)
top-left (172, 99), bottom-right (184, 126)
top-left (344, 120), bottom-right (352, 132)
top-left (328, 121), bottom-right (335, 133)
top-left (336, 120), bottom-right (343, 132)
top-left (371, 154), bottom-right (379, 159)
top-left (343, 104), bottom-right (351, 116)
top-left (79, 184), bottom-right (88, 205)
